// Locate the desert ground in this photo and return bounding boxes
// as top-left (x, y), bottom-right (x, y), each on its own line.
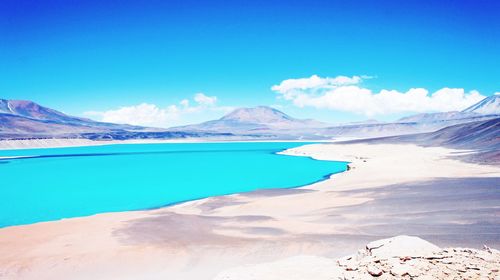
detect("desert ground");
top-left (0, 142), bottom-right (499, 279)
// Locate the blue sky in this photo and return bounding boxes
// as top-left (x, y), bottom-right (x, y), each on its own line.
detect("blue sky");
top-left (1, 0), bottom-right (499, 126)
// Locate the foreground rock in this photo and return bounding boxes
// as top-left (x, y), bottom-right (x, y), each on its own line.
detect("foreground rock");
top-left (214, 235), bottom-right (500, 280)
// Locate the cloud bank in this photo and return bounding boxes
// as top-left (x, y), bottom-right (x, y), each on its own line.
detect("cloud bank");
top-left (85, 93), bottom-right (231, 127)
top-left (272, 75), bottom-right (486, 116)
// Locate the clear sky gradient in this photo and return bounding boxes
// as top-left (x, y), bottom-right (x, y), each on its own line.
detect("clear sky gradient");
top-left (1, 0), bottom-right (499, 126)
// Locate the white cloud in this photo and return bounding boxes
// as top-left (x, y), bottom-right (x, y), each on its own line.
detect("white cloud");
top-left (89, 103), bottom-right (178, 127)
top-left (180, 99), bottom-right (190, 107)
top-left (84, 93), bottom-right (230, 127)
top-left (271, 75), bottom-right (367, 94)
top-left (272, 75), bottom-right (486, 116)
top-left (194, 92), bottom-right (217, 106)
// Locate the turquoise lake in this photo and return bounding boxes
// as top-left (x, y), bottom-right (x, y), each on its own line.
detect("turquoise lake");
top-left (0, 142), bottom-right (347, 227)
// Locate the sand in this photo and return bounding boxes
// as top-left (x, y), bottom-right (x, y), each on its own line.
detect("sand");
top-left (0, 138), bottom-right (208, 150)
top-left (0, 142), bottom-right (499, 279)
top-left (0, 138), bottom-right (336, 150)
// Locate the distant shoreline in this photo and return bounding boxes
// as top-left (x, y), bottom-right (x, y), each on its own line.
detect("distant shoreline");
top-left (0, 137), bottom-right (350, 151)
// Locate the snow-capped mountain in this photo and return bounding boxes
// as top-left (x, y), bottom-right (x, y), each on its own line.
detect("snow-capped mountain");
top-left (462, 94), bottom-right (500, 115)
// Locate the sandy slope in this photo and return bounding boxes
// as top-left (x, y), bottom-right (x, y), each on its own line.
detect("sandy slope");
top-left (0, 143), bottom-right (499, 279)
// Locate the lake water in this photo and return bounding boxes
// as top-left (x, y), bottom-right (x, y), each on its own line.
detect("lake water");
top-left (0, 142), bottom-right (347, 227)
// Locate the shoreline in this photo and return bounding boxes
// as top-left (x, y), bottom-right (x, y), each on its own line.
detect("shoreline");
top-left (0, 138), bottom-right (346, 151)
top-left (1, 142), bottom-right (499, 279)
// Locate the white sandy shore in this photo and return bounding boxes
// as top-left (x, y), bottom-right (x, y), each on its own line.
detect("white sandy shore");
top-left (0, 138), bottom-right (214, 150)
top-left (0, 138), bottom-right (342, 150)
top-left (0, 142), bottom-right (499, 279)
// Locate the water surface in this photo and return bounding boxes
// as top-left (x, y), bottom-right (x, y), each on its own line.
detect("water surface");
top-left (0, 142), bottom-right (347, 227)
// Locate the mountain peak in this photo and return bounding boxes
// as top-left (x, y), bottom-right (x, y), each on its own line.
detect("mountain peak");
top-left (220, 106), bottom-right (295, 124)
top-left (463, 95), bottom-right (500, 115)
top-left (0, 99), bottom-right (74, 121)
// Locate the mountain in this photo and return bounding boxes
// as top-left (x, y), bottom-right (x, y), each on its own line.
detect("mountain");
top-left (221, 106), bottom-right (296, 124)
top-left (172, 98), bottom-right (500, 139)
top-left (0, 99), bottom-right (91, 124)
top-left (397, 111), bottom-right (479, 123)
top-left (463, 94), bottom-right (500, 115)
top-left (0, 99), bottom-right (147, 137)
top-left (321, 99), bottom-right (499, 139)
top-left (357, 96), bottom-right (498, 138)
top-left (321, 122), bottom-right (426, 138)
top-left (412, 117), bottom-right (500, 164)
top-left (398, 95), bottom-right (500, 124)
top-left (0, 99), bottom-right (246, 140)
top-left (3, 96), bottom-right (499, 141)
top-left (349, 117), bottom-right (500, 163)
top-left (402, 117), bottom-right (499, 150)
top-left (171, 106), bottom-right (329, 139)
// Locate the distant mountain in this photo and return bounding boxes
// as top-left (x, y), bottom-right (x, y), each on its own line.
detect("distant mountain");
top-left (463, 94), bottom-right (500, 115)
top-left (0, 99), bottom-right (91, 124)
top-left (3, 96), bottom-right (499, 141)
top-left (172, 99), bottom-right (500, 139)
top-left (321, 99), bottom-right (499, 138)
top-left (321, 122), bottom-right (425, 138)
top-left (342, 119), bottom-right (380, 125)
top-left (351, 117), bottom-right (500, 163)
top-left (0, 99), bottom-right (248, 140)
top-left (398, 95), bottom-right (500, 124)
top-left (353, 96), bottom-right (497, 138)
top-left (221, 106), bottom-right (295, 124)
top-left (397, 111), bottom-right (479, 123)
top-left (402, 117), bottom-right (499, 150)
top-left (171, 106), bottom-right (329, 139)
top-left (0, 99), bottom-right (146, 137)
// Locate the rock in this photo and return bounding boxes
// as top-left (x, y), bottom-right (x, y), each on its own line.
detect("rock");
top-left (337, 257), bottom-right (350, 267)
top-left (366, 239), bottom-right (387, 251)
top-left (367, 265), bottom-right (383, 277)
top-left (399, 256), bottom-right (411, 262)
top-left (390, 263), bottom-right (409, 276)
top-left (355, 249), bottom-right (369, 261)
top-left (366, 235), bottom-right (441, 259)
top-left (425, 255), bottom-right (446, 260)
top-left (213, 236), bottom-right (500, 280)
top-left (416, 276), bottom-right (436, 280)
top-left (440, 259), bottom-right (453, 264)
top-left (483, 245), bottom-right (492, 253)
top-left (338, 256), bottom-right (358, 271)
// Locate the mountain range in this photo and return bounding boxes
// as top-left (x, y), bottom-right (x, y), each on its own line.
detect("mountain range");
top-left (463, 94), bottom-right (500, 115)
top-left (0, 95), bottom-right (499, 141)
top-left (175, 95), bottom-right (500, 139)
top-left (349, 117), bottom-right (500, 164)
top-left (0, 99), bottom-right (145, 135)
top-left (0, 99), bottom-right (231, 140)
top-left (171, 106), bottom-right (329, 139)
